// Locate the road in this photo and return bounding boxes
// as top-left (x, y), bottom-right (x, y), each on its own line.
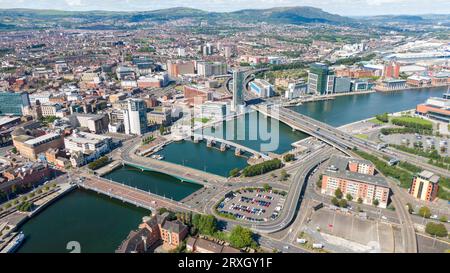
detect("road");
top-left (253, 105), bottom-right (423, 252)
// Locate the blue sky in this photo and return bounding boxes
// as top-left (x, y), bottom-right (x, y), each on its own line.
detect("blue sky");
top-left (0, 0), bottom-right (449, 16)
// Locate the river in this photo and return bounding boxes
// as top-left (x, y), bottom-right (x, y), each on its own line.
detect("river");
top-left (16, 86), bottom-right (447, 253)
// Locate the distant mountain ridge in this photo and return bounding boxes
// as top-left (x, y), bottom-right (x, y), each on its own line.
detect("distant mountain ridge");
top-left (0, 6), bottom-right (352, 25)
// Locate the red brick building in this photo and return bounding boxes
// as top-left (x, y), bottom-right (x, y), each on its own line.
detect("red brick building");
top-left (321, 155), bottom-right (390, 208)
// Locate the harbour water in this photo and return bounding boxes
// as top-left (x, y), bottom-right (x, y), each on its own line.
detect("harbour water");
top-left (103, 165), bottom-right (203, 201)
top-left (15, 86), bottom-right (447, 252)
top-left (17, 189), bottom-right (149, 253)
top-left (291, 87), bottom-right (446, 127)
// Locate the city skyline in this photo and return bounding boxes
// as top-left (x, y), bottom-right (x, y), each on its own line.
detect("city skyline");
top-left (0, 0), bottom-right (449, 16)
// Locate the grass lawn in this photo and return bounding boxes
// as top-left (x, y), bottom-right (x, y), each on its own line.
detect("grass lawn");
top-left (368, 118), bottom-right (385, 125)
top-left (391, 116), bottom-right (433, 127)
top-left (355, 134), bottom-right (369, 140)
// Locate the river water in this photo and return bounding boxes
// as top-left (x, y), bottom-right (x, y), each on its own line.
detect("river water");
top-left (16, 86), bottom-right (447, 253)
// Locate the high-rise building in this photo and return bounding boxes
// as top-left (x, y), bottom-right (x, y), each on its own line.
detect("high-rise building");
top-left (409, 170), bottom-right (439, 201)
top-left (0, 91), bottom-right (31, 116)
top-left (308, 63), bottom-right (335, 95)
top-left (383, 60), bottom-right (401, 79)
top-left (167, 60), bottom-right (195, 79)
top-left (197, 62), bottom-right (228, 77)
top-left (231, 69), bottom-right (246, 112)
top-left (123, 99), bottom-right (148, 136)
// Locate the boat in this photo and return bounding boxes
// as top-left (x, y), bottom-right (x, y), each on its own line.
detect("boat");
top-left (152, 154), bottom-right (164, 160)
top-left (6, 232), bottom-right (25, 253)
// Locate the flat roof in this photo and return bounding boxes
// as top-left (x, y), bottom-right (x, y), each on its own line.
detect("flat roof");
top-left (24, 133), bottom-right (60, 146)
top-left (325, 155), bottom-right (389, 188)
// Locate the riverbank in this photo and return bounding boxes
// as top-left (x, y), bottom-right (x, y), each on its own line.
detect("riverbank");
top-left (0, 182), bottom-right (76, 252)
top-left (14, 86), bottom-right (448, 253)
top-left (375, 85), bottom-right (448, 92)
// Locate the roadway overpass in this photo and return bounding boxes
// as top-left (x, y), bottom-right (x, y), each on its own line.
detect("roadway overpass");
top-left (253, 104), bottom-right (420, 252)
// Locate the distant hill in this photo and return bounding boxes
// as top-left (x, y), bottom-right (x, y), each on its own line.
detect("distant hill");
top-left (0, 6), bottom-right (352, 26)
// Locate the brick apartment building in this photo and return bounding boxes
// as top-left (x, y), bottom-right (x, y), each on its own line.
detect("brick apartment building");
top-left (321, 155), bottom-right (390, 208)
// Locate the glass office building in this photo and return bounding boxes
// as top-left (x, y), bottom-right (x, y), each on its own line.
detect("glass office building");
top-left (0, 91), bottom-right (30, 116)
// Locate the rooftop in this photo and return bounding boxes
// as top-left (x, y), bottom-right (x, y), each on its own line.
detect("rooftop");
top-left (417, 170), bottom-right (440, 184)
top-left (325, 155), bottom-right (389, 188)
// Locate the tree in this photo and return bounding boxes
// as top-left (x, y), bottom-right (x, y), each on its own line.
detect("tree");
top-left (280, 170), bottom-right (289, 181)
top-left (372, 199), bottom-right (379, 207)
top-left (406, 203), bottom-right (414, 214)
top-left (334, 188), bottom-right (343, 199)
top-left (346, 193), bottom-right (353, 201)
top-left (331, 197), bottom-right (339, 206)
top-left (283, 153), bottom-right (295, 162)
top-left (418, 206), bottom-right (431, 218)
top-left (339, 199), bottom-right (348, 208)
top-left (159, 125), bottom-right (165, 135)
top-left (316, 179), bottom-right (322, 189)
top-left (229, 168), bottom-right (240, 177)
top-left (425, 222), bottom-right (448, 237)
top-left (192, 214), bottom-right (217, 236)
top-left (263, 183), bottom-right (272, 191)
top-left (357, 198), bottom-right (363, 204)
top-left (229, 226), bottom-right (254, 248)
top-left (439, 216), bottom-right (448, 223)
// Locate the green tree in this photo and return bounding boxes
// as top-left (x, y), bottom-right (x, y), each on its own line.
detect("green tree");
top-left (279, 170), bottom-right (289, 181)
top-left (331, 197), bottom-right (339, 206)
top-left (192, 214), bottom-right (217, 236)
top-left (159, 125), bottom-right (165, 135)
top-left (229, 168), bottom-right (240, 177)
top-left (373, 199), bottom-right (379, 207)
top-left (346, 193), bottom-right (353, 201)
top-left (439, 216), bottom-right (448, 223)
top-left (406, 203), bottom-right (414, 214)
top-left (316, 179), bottom-right (322, 189)
top-left (263, 183), bottom-right (272, 191)
top-left (335, 188), bottom-right (343, 199)
top-left (283, 153), bottom-right (295, 162)
top-left (418, 206), bottom-right (431, 218)
top-left (229, 226), bottom-right (254, 248)
top-left (425, 222), bottom-right (448, 237)
top-left (339, 199), bottom-right (348, 208)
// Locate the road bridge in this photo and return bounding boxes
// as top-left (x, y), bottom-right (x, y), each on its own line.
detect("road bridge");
top-left (192, 133), bottom-right (272, 160)
top-left (120, 138), bottom-right (227, 186)
top-left (76, 175), bottom-right (193, 213)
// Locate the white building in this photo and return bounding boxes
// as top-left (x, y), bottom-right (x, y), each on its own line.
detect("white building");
top-left (249, 79), bottom-right (274, 98)
top-left (195, 101), bottom-right (229, 120)
top-left (285, 81), bottom-right (308, 99)
top-left (41, 103), bottom-right (62, 117)
top-left (64, 131), bottom-right (112, 164)
top-left (123, 99), bottom-right (148, 136)
top-left (197, 62), bottom-right (228, 77)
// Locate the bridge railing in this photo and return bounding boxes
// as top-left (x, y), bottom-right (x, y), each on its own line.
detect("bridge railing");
top-left (77, 176), bottom-right (184, 206)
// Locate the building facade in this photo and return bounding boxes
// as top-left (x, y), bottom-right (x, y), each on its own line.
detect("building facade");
top-left (308, 63), bottom-right (335, 95)
top-left (231, 68), bottom-right (246, 112)
top-left (123, 99), bottom-right (148, 136)
top-left (0, 91), bottom-right (30, 116)
top-left (409, 170), bottom-right (439, 201)
top-left (321, 155), bottom-right (390, 208)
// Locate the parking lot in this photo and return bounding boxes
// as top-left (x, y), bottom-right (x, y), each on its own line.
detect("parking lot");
top-left (305, 208), bottom-right (395, 253)
top-left (216, 188), bottom-right (286, 223)
top-left (380, 133), bottom-right (450, 156)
